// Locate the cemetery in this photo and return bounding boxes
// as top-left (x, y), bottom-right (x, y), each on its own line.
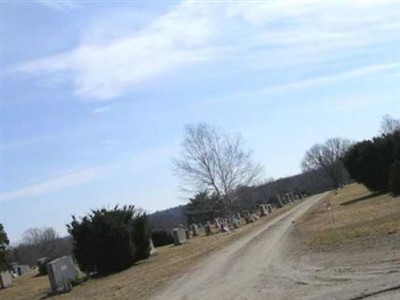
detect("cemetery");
top-left (0, 196), bottom-right (300, 299)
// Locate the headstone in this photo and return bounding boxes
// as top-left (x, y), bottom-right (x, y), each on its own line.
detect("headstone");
top-left (204, 223), bottom-right (213, 236)
top-left (47, 256), bottom-right (77, 293)
top-left (17, 265), bottom-right (29, 276)
top-left (185, 229), bottom-right (193, 240)
top-left (232, 219), bottom-right (241, 229)
top-left (190, 224), bottom-right (199, 236)
top-left (149, 238), bottom-right (157, 256)
top-left (266, 204), bottom-right (273, 214)
top-left (214, 218), bottom-right (221, 230)
top-left (0, 271), bottom-right (12, 289)
top-left (259, 205), bottom-right (268, 216)
top-left (10, 262), bottom-right (18, 276)
top-left (236, 212), bottom-right (241, 219)
top-left (173, 227), bottom-right (187, 245)
top-left (221, 224), bottom-right (231, 233)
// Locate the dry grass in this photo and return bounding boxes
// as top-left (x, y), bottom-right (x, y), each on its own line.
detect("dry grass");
top-left (1, 204), bottom-right (296, 300)
top-left (296, 184), bottom-right (400, 251)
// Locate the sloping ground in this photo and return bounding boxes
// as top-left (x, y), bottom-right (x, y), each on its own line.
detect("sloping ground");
top-left (153, 187), bottom-right (400, 300)
top-left (0, 203), bottom-right (297, 300)
top-left (4, 185), bottom-right (399, 300)
top-left (294, 184), bottom-right (400, 251)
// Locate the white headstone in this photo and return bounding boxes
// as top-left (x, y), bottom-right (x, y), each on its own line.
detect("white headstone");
top-left (17, 265), bottom-right (29, 276)
top-left (259, 205), bottom-right (268, 216)
top-left (173, 228), bottom-right (187, 245)
top-left (190, 224), bottom-right (199, 236)
top-left (0, 271), bottom-right (12, 289)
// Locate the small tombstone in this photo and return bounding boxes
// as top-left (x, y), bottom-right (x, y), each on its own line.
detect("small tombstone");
top-left (185, 229), bottom-right (193, 240)
top-left (259, 205), bottom-right (268, 217)
top-left (149, 238), bottom-right (157, 256)
top-left (232, 219), bottom-right (241, 229)
top-left (47, 256), bottom-right (77, 293)
top-left (0, 271), bottom-right (12, 289)
top-left (204, 223), bottom-right (213, 236)
top-left (236, 212), bottom-right (241, 219)
top-left (10, 262), bottom-right (18, 276)
top-left (17, 265), bottom-right (29, 276)
top-left (190, 224), bottom-right (199, 236)
top-left (214, 218), bottom-right (221, 230)
top-left (221, 224), bottom-right (231, 233)
top-left (173, 228), bottom-right (187, 245)
top-left (291, 193), bottom-right (296, 202)
top-left (266, 204), bottom-right (273, 214)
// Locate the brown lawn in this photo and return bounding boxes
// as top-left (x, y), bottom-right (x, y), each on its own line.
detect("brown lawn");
top-left (296, 184), bottom-right (400, 251)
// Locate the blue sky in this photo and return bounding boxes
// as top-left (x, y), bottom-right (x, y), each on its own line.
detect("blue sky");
top-left (1, 0), bottom-right (399, 243)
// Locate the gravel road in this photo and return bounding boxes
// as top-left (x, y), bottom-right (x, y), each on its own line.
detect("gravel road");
top-left (152, 193), bottom-right (400, 300)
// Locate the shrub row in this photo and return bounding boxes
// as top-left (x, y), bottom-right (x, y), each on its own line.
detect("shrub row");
top-left (344, 131), bottom-right (400, 195)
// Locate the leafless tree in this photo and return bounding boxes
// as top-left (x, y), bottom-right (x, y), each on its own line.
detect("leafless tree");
top-left (21, 227), bottom-right (67, 262)
top-left (301, 138), bottom-right (353, 189)
top-left (174, 123), bottom-right (263, 203)
top-left (380, 114), bottom-right (400, 135)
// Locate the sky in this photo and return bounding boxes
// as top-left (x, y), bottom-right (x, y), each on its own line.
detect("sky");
top-left (1, 0), bottom-right (399, 243)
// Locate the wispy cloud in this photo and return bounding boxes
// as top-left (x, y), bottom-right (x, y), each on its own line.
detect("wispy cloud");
top-left (10, 1), bottom-right (400, 100)
top-left (0, 144), bottom-right (178, 202)
top-left (1, 167), bottom-right (102, 201)
top-left (92, 105), bottom-right (112, 114)
top-left (36, 0), bottom-right (80, 11)
top-left (207, 62), bottom-right (400, 104)
top-left (0, 132), bottom-right (64, 151)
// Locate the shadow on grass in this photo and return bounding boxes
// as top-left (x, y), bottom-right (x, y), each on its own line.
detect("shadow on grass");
top-left (340, 192), bottom-right (386, 206)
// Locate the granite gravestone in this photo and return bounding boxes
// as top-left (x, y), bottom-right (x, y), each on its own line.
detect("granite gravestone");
top-left (47, 256), bottom-right (77, 293)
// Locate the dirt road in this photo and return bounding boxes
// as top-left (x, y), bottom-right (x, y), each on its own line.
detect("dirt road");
top-left (152, 193), bottom-right (400, 300)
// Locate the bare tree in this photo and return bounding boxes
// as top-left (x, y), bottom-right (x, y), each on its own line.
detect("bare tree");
top-left (174, 123), bottom-right (263, 203)
top-left (380, 114), bottom-right (400, 135)
top-left (301, 138), bottom-right (352, 189)
top-left (21, 227), bottom-right (65, 261)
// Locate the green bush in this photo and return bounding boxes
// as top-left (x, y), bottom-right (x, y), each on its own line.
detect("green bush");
top-left (152, 230), bottom-right (174, 247)
top-left (389, 161), bottom-right (400, 196)
top-left (344, 131), bottom-right (400, 192)
top-left (0, 223), bottom-right (9, 272)
top-left (67, 205), bottom-right (150, 275)
top-left (132, 214), bottom-right (151, 261)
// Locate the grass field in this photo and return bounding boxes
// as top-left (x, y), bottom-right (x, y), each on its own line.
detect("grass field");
top-left (1, 203), bottom-right (297, 300)
top-left (296, 184), bottom-right (400, 251)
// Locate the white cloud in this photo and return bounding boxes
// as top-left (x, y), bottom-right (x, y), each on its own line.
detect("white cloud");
top-left (0, 144), bottom-right (178, 202)
top-left (36, 0), bottom-right (80, 11)
top-left (0, 132), bottom-right (64, 151)
top-left (207, 62), bottom-right (400, 104)
top-left (92, 105), bottom-right (112, 114)
top-left (11, 1), bottom-right (400, 100)
top-left (1, 167), bottom-right (102, 201)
